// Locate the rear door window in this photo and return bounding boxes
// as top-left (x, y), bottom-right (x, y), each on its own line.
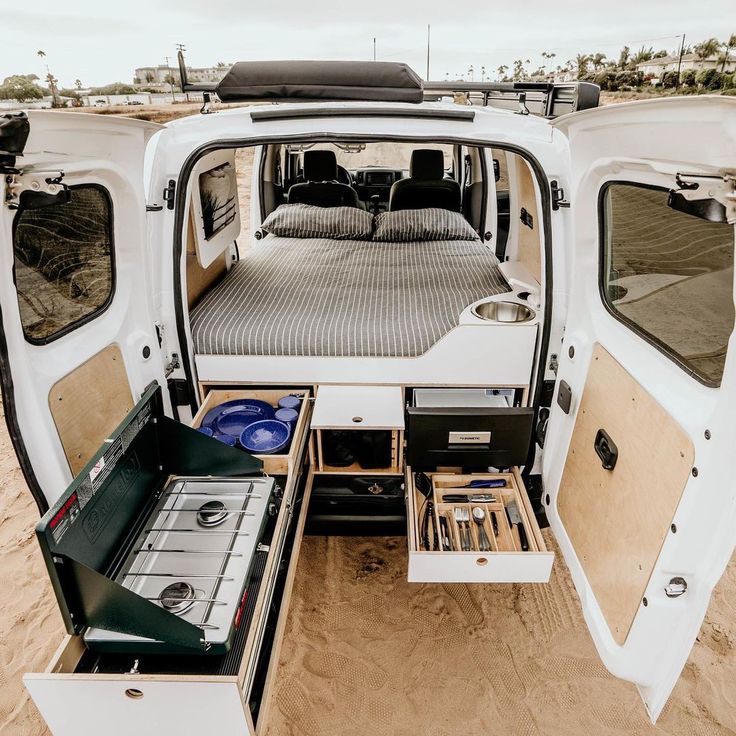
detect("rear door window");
top-left (13, 184), bottom-right (114, 343)
top-left (601, 182), bottom-right (734, 386)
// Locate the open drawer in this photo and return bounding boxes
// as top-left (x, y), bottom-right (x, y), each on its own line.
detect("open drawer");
top-left (192, 387), bottom-right (311, 475)
top-left (406, 466), bottom-right (554, 583)
top-left (24, 434), bottom-right (315, 736)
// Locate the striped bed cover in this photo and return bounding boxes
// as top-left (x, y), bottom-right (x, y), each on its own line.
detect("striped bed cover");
top-left (190, 235), bottom-right (510, 357)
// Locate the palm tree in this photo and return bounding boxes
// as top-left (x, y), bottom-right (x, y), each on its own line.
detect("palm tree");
top-left (496, 65), bottom-right (508, 81)
top-left (575, 54), bottom-right (590, 78)
top-left (617, 46), bottom-right (631, 70)
top-left (74, 79), bottom-right (82, 90)
top-left (590, 53), bottom-right (607, 71)
top-left (694, 38), bottom-right (721, 68)
top-left (721, 33), bottom-right (736, 71)
top-left (145, 71), bottom-right (155, 84)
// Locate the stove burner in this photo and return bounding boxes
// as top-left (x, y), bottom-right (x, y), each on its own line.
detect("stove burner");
top-left (196, 500), bottom-right (229, 527)
top-left (159, 582), bottom-right (196, 614)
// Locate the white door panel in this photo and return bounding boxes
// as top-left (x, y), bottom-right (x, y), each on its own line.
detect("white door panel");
top-left (545, 96), bottom-right (736, 720)
top-left (0, 111), bottom-right (169, 509)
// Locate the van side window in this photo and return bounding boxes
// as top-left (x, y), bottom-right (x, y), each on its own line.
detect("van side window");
top-left (13, 185), bottom-right (114, 343)
top-left (601, 182), bottom-right (734, 386)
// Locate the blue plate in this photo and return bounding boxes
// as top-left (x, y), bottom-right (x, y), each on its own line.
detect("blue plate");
top-left (201, 399), bottom-right (275, 430)
top-left (213, 401), bottom-right (275, 437)
top-left (239, 420), bottom-right (291, 455)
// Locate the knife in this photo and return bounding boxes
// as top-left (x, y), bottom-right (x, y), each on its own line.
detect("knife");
top-left (505, 500), bottom-right (529, 552)
top-left (463, 479), bottom-right (507, 489)
top-left (443, 493), bottom-right (497, 504)
top-left (490, 510), bottom-right (499, 537)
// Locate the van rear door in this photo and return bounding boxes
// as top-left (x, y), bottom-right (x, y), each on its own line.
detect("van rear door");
top-left (0, 111), bottom-right (169, 511)
top-left (544, 96), bottom-right (736, 720)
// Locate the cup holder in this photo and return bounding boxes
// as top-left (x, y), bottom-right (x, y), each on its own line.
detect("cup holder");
top-left (471, 300), bottom-right (535, 323)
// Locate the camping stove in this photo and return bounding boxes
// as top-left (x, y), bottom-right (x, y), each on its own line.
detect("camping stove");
top-left (84, 476), bottom-right (275, 653)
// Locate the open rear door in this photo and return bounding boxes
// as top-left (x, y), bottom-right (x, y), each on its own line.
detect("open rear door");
top-left (543, 96), bottom-right (736, 720)
top-left (0, 111), bottom-right (169, 512)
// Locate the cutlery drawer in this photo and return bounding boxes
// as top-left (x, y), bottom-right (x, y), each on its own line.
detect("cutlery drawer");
top-left (405, 467), bottom-right (554, 583)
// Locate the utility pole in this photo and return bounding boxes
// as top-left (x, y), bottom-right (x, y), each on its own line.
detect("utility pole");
top-left (426, 24), bottom-right (431, 80)
top-left (164, 55), bottom-right (176, 102)
top-left (675, 33), bottom-right (686, 91)
top-left (176, 43), bottom-right (188, 101)
top-left (373, 38), bottom-right (376, 62)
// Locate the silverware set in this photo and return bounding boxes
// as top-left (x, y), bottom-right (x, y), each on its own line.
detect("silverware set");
top-left (449, 505), bottom-right (494, 552)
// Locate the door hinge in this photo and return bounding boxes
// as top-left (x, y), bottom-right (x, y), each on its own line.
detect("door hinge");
top-left (163, 179), bottom-right (176, 210)
top-left (167, 377), bottom-right (192, 407)
top-left (550, 180), bottom-right (570, 210)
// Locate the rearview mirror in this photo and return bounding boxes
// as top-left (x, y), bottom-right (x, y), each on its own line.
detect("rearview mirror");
top-left (668, 190), bottom-right (728, 224)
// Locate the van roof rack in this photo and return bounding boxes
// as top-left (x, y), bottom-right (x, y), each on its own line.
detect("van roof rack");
top-left (178, 53), bottom-right (423, 104)
top-left (177, 51), bottom-right (598, 117)
top-left (423, 80), bottom-right (600, 117)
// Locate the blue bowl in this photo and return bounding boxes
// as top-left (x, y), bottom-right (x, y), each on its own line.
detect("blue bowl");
top-left (278, 395), bottom-right (302, 412)
top-left (202, 399), bottom-right (275, 430)
top-left (239, 420), bottom-right (291, 455)
top-left (197, 426), bottom-right (215, 437)
top-left (214, 401), bottom-right (275, 437)
top-left (275, 407), bottom-right (299, 429)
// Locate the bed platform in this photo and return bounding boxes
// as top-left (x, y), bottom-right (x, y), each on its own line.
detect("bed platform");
top-left (190, 234), bottom-right (511, 357)
top-left (189, 235), bottom-right (541, 386)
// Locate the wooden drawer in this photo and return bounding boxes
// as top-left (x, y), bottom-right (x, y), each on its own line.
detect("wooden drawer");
top-left (406, 466), bottom-right (554, 583)
top-left (192, 387), bottom-right (311, 475)
top-left (24, 452), bottom-right (315, 736)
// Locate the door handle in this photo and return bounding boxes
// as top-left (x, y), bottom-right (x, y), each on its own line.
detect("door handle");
top-left (594, 429), bottom-right (618, 470)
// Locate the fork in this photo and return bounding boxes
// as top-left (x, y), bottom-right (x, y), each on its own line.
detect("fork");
top-left (454, 507), bottom-right (470, 551)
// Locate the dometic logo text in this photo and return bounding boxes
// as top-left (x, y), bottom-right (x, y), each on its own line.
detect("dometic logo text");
top-left (448, 431), bottom-right (492, 444)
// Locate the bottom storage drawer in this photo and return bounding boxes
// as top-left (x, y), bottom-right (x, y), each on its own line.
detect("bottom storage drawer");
top-left (406, 467), bottom-right (554, 583)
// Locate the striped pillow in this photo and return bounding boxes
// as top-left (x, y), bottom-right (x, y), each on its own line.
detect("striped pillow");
top-left (260, 203), bottom-right (373, 240)
top-left (373, 208), bottom-right (479, 242)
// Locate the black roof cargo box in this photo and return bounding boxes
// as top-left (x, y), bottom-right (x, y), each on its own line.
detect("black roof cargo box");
top-left (214, 60), bottom-right (423, 103)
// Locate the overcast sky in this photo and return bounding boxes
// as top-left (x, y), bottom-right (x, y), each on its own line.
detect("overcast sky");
top-left (1, 1), bottom-right (733, 87)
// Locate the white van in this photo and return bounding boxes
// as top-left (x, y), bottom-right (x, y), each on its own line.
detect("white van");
top-left (0, 60), bottom-right (734, 735)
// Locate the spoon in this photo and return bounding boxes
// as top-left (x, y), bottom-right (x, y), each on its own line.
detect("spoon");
top-left (472, 507), bottom-right (492, 552)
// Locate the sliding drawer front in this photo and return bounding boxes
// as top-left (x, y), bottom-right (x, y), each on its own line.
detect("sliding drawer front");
top-left (192, 387), bottom-right (310, 475)
top-left (24, 672), bottom-right (253, 736)
top-left (406, 466), bottom-right (554, 584)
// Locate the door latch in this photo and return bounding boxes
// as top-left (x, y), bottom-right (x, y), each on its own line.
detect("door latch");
top-left (594, 428), bottom-right (618, 470)
top-left (556, 380), bottom-right (572, 414)
top-left (664, 576), bottom-right (687, 598)
top-left (163, 179), bottom-right (176, 210)
top-left (550, 180), bottom-right (570, 210)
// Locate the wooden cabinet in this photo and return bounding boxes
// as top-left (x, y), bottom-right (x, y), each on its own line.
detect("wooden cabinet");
top-left (310, 385), bottom-right (405, 474)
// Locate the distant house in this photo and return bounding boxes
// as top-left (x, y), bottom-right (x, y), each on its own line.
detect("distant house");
top-left (133, 64), bottom-right (228, 88)
top-left (636, 53), bottom-right (736, 80)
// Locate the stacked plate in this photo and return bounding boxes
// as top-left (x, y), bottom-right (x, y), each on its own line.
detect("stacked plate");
top-left (198, 396), bottom-right (302, 454)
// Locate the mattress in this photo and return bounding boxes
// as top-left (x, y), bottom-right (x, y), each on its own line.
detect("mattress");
top-left (190, 235), bottom-right (510, 357)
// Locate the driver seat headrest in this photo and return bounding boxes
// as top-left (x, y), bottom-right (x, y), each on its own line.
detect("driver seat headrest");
top-left (303, 150), bottom-right (338, 182)
top-left (409, 149), bottom-right (445, 180)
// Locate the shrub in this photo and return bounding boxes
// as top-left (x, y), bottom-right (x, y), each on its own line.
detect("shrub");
top-left (723, 88), bottom-right (736, 96)
top-left (696, 68), bottom-right (724, 90)
top-left (615, 70), bottom-right (643, 89)
top-left (594, 70), bottom-right (619, 90)
top-left (680, 69), bottom-right (697, 88)
top-left (661, 71), bottom-right (679, 88)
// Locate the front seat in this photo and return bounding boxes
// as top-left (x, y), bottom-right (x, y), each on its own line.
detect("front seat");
top-left (287, 150), bottom-right (360, 208)
top-left (389, 149), bottom-right (461, 212)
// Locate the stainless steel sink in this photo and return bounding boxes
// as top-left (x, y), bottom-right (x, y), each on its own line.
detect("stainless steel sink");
top-left (471, 300), bottom-right (535, 323)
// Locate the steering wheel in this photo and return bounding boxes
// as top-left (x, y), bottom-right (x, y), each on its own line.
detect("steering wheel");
top-left (337, 165), bottom-right (354, 187)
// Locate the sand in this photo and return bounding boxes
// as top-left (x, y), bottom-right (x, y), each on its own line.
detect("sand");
top-left (266, 535), bottom-right (736, 736)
